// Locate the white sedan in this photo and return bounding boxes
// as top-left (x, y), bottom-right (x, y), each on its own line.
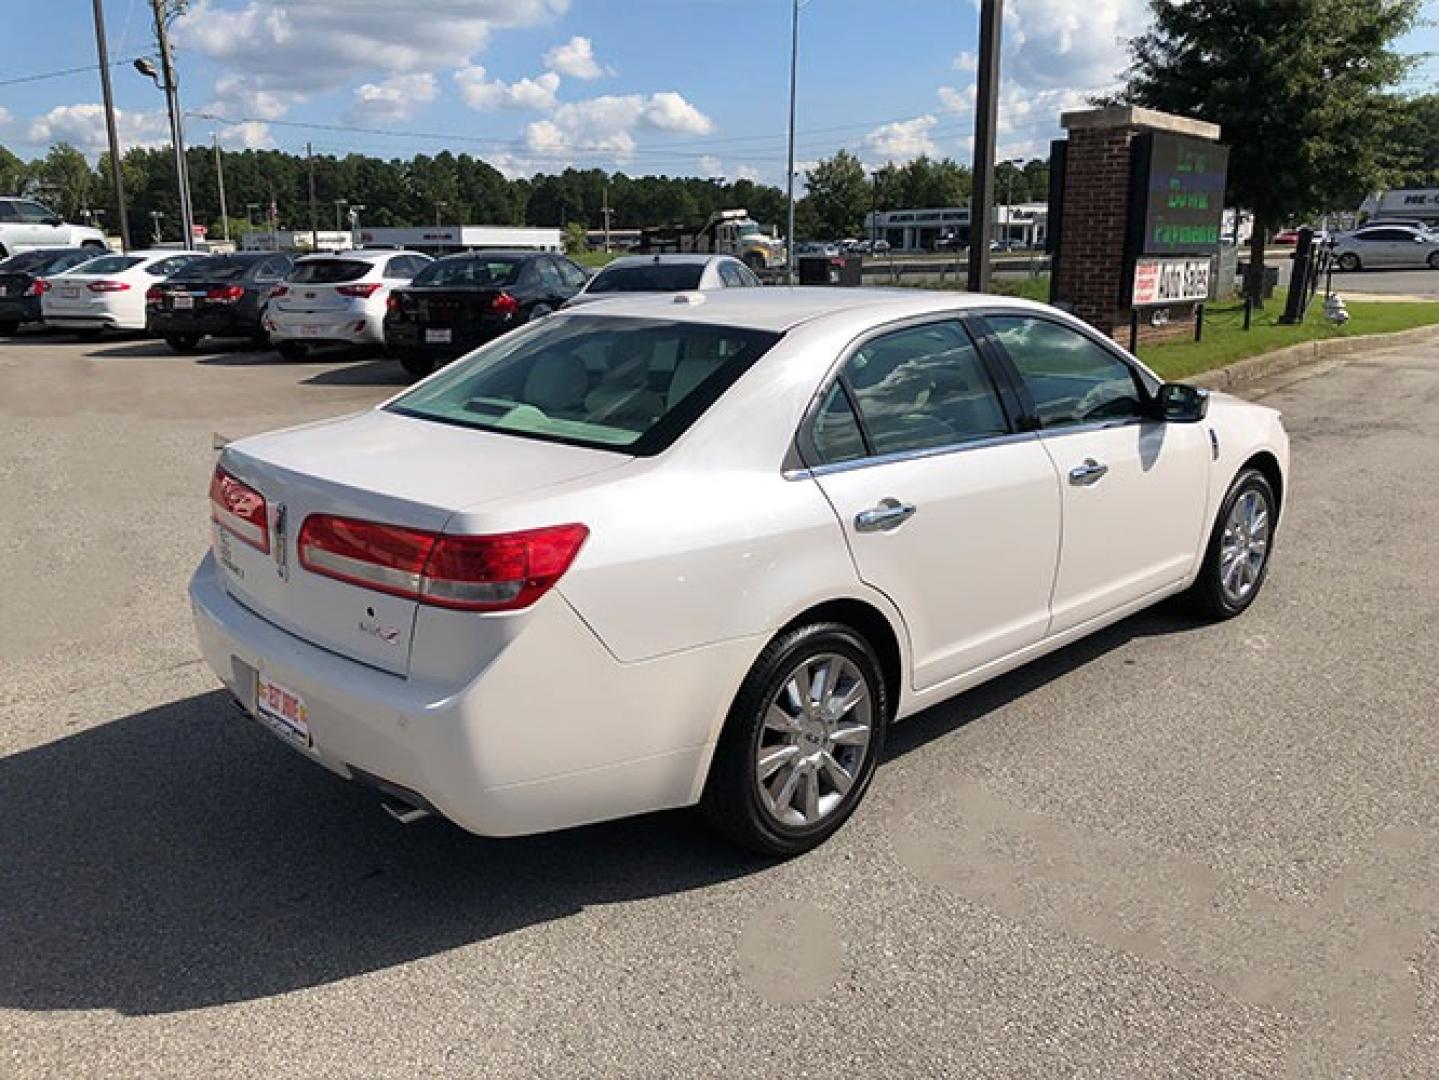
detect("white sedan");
top-left (41, 249), bottom-right (207, 334)
top-left (563, 252), bottom-right (761, 308)
top-left (191, 289), bottom-right (1289, 855)
top-left (264, 249), bottom-right (431, 358)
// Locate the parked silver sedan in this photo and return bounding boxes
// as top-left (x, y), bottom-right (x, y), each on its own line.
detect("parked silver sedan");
top-left (1331, 224), bottom-right (1439, 271)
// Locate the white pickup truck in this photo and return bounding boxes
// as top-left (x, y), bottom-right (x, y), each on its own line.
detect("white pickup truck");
top-left (0, 197), bottom-right (107, 258)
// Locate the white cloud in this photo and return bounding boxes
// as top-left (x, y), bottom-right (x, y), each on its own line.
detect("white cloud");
top-left (219, 121), bottom-right (276, 150)
top-left (953, 51), bottom-right (978, 73)
top-left (735, 164), bottom-right (762, 183)
top-left (544, 35), bottom-right (607, 80)
top-left (996, 0), bottom-right (1144, 92)
top-left (864, 116), bottom-right (939, 161)
top-left (27, 104), bottom-right (170, 156)
top-left (700, 155), bottom-right (724, 177)
top-left (525, 92), bottom-right (714, 159)
top-left (455, 66), bottom-right (561, 111)
top-left (348, 73), bottom-right (439, 124)
top-left (174, 0), bottom-right (569, 110)
top-left (938, 78), bottom-right (1095, 158)
top-left (0, 106), bottom-right (13, 129)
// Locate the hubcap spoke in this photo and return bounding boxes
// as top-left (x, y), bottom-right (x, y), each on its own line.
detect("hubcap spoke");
top-left (1220, 487), bottom-right (1272, 602)
top-left (764, 705), bottom-right (802, 736)
top-left (801, 766), bottom-right (820, 821)
top-left (830, 722), bottom-right (870, 748)
top-left (819, 751), bottom-right (853, 795)
top-left (758, 744), bottom-right (800, 779)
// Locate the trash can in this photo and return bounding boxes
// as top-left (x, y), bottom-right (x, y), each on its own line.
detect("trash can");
top-left (798, 254), bottom-right (863, 286)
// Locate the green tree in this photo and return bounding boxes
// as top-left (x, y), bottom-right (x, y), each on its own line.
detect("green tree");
top-left (37, 144), bottom-right (97, 219)
top-left (1120, 0), bottom-right (1422, 303)
top-left (562, 221), bottom-right (589, 255)
top-left (804, 150), bottom-right (869, 239)
top-left (1376, 93), bottom-right (1439, 190)
top-left (0, 144), bottom-right (28, 196)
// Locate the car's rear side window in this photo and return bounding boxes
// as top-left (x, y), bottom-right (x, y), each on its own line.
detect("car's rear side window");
top-left (588, 263), bottom-right (706, 293)
top-left (169, 256), bottom-right (255, 282)
top-left (412, 257), bottom-right (523, 288)
top-left (290, 260), bottom-right (372, 284)
top-left (388, 315), bottom-right (782, 455)
top-left (70, 255), bottom-right (142, 275)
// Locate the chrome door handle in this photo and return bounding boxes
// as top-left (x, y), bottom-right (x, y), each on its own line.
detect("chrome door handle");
top-left (854, 498), bottom-right (917, 533)
top-left (1068, 458), bottom-right (1109, 486)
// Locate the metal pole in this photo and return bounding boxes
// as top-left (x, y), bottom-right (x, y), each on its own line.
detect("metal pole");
top-left (152, 0), bottom-right (194, 249)
top-left (967, 0), bottom-right (1003, 294)
top-left (92, 0), bottom-right (130, 252)
top-left (602, 182), bottom-right (611, 253)
top-left (212, 132), bottom-right (229, 243)
top-left (306, 142), bottom-right (319, 251)
top-left (1129, 307), bottom-right (1139, 354)
top-left (784, 0), bottom-right (800, 285)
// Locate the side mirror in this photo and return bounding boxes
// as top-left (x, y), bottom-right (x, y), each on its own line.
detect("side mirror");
top-left (1156, 382), bottom-right (1209, 423)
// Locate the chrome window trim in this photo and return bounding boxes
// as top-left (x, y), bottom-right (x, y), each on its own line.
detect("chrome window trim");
top-left (787, 428), bottom-right (1040, 480)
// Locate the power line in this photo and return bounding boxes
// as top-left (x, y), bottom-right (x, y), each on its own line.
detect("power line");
top-left (0, 56), bottom-right (144, 89)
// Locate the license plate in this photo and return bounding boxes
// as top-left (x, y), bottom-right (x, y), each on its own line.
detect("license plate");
top-left (425, 328), bottom-right (452, 344)
top-left (173, 295), bottom-right (194, 310)
top-left (254, 673), bottom-right (312, 748)
top-left (301, 325), bottom-right (323, 338)
top-left (62, 286), bottom-right (80, 299)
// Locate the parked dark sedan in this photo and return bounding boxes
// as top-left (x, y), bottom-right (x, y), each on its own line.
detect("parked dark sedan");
top-left (146, 251), bottom-right (294, 352)
top-left (383, 250), bottom-right (588, 377)
top-left (0, 247), bottom-right (102, 335)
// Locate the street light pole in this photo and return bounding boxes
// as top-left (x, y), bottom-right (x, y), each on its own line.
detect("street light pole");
top-left (784, 0), bottom-right (800, 284)
top-left (966, 0), bottom-right (1003, 293)
top-left (146, 0), bottom-right (195, 249)
top-left (212, 132), bottom-right (230, 243)
top-left (91, 0), bottom-right (130, 252)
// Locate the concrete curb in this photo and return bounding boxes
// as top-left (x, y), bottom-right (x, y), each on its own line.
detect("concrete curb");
top-left (1192, 321), bottom-right (1439, 392)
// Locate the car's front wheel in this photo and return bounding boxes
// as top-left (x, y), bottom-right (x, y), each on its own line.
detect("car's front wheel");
top-left (0, 319), bottom-right (18, 337)
top-left (1337, 252), bottom-right (1361, 272)
top-left (165, 333), bottom-right (200, 353)
top-left (1428, 251), bottom-right (1439, 270)
top-left (701, 622), bottom-right (886, 856)
top-left (1189, 467), bottom-right (1277, 619)
top-left (400, 352), bottom-right (435, 379)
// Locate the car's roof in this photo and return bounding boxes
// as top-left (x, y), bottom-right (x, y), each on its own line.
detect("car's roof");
top-left (296, 249), bottom-right (429, 263)
top-left (557, 285), bottom-right (1047, 332)
top-left (601, 253), bottom-right (732, 268)
top-left (434, 249), bottom-right (543, 261)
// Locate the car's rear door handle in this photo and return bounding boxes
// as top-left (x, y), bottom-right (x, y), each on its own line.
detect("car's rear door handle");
top-left (855, 498), bottom-right (917, 533)
top-left (1068, 458), bottom-right (1109, 486)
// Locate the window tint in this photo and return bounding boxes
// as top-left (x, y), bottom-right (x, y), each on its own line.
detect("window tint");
top-left (168, 255), bottom-right (259, 282)
top-left (70, 255), bottom-right (142, 275)
top-left (412, 256), bottom-right (522, 288)
top-left (0, 203), bottom-right (18, 222)
top-left (536, 258), bottom-right (565, 290)
top-left (988, 315), bottom-right (1146, 428)
top-left (1357, 228), bottom-right (1414, 243)
top-left (587, 262), bottom-right (705, 293)
top-left (556, 258), bottom-right (588, 288)
top-left (52, 250), bottom-right (99, 272)
top-left (841, 321), bottom-right (1008, 455)
top-left (12, 201), bottom-right (57, 223)
top-left (736, 263), bottom-right (762, 287)
top-left (253, 257), bottom-right (290, 281)
top-left (388, 315), bottom-right (781, 454)
top-left (0, 249), bottom-right (60, 273)
top-left (718, 263), bottom-right (747, 287)
top-left (811, 382), bottom-right (867, 464)
top-left (290, 259), bottom-right (371, 284)
top-left (146, 255), bottom-right (203, 276)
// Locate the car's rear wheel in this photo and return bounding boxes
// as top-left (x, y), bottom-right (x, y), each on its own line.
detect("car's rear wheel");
top-left (400, 352), bottom-right (435, 379)
top-left (165, 333), bottom-right (200, 353)
top-left (1337, 252), bottom-right (1361, 272)
top-left (1189, 467), bottom-right (1277, 619)
top-left (0, 319), bottom-right (18, 337)
top-left (277, 341), bottom-right (309, 361)
top-left (701, 622), bottom-right (886, 856)
top-left (1428, 251), bottom-right (1439, 270)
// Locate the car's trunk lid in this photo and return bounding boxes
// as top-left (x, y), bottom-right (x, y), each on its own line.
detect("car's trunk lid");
top-left (212, 408), bottom-right (628, 676)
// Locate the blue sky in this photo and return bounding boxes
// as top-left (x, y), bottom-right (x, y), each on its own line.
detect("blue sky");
top-left (3, 0), bottom-right (1436, 184)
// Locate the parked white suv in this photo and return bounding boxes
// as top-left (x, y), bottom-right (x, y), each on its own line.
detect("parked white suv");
top-left (264, 249), bottom-right (431, 359)
top-left (0, 198), bottom-right (107, 258)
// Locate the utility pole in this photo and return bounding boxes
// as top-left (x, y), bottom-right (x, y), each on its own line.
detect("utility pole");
top-left (306, 142), bottom-right (319, 251)
top-left (150, 0), bottom-right (195, 249)
top-left (333, 199), bottom-right (347, 232)
top-left (602, 182), bottom-right (612, 253)
top-left (784, 0), bottom-right (800, 284)
top-left (967, 0), bottom-right (1003, 294)
top-left (212, 132), bottom-right (229, 243)
top-left (434, 201), bottom-right (447, 228)
top-left (91, 0), bottom-right (130, 251)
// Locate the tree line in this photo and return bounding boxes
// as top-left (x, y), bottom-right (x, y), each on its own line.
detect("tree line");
top-left (0, 139), bottom-right (1051, 246)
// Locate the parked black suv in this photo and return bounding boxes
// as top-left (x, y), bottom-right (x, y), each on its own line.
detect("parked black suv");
top-left (146, 252), bottom-right (294, 352)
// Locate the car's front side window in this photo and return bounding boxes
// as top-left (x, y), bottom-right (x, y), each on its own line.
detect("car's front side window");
top-left (987, 315), bottom-right (1147, 429)
top-left (13, 201), bottom-right (56, 224)
top-left (835, 321), bottom-right (1010, 458)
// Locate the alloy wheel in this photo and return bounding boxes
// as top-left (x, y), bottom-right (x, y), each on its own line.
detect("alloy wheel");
top-left (1219, 488), bottom-right (1271, 605)
top-left (754, 653), bottom-right (873, 829)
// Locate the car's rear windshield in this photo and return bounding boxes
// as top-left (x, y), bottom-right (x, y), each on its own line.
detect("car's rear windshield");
top-left (69, 255), bottom-right (142, 275)
top-left (1, 250), bottom-right (81, 274)
top-left (289, 259), bottom-right (371, 284)
top-left (411, 256), bottom-right (523, 288)
top-left (588, 263), bottom-right (705, 293)
top-left (168, 256), bottom-right (256, 282)
top-left (387, 315), bottom-right (782, 455)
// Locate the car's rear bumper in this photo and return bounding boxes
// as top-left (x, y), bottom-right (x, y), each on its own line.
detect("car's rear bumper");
top-left (383, 320), bottom-right (509, 358)
top-left (42, 309), bottom-right (135, 330)
top-left (267, 308), bottom-right (383, 345)
top-left (189, 552), bottom-right (751, 837)
top-left (148, 309), bottom-right (257, 339)
top-left (0, 296), bottom-right (40, 324)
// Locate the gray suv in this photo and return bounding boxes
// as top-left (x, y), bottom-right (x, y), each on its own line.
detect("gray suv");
top-left (0, 198), bottom-right (107, 258)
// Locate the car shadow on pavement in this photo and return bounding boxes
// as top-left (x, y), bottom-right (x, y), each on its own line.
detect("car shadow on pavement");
top-left (0, 689), bottom-right (768, 1017)
top-left (0, 605), bottom-right (1202, 1018)
top-left (302, 360), bottom-right (410, 387)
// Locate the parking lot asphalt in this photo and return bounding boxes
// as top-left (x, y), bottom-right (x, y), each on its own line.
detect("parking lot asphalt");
top-left (2, 328), bottom-right (1437, 1079)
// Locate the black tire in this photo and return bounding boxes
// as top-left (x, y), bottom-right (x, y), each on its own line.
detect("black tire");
top-left (527, 303), bottom-right (553, 323)
top-left (0, 320), bottom-right (18, 337)
top-left (700, 622), bottom-right (887, 857)
top-left (400, 352), bottom-right (435, 379)
top-left (72, 328), bottom-right (103, 341)
top-left (1428, 251), bottom-right (1439, 270)
top-left (1188, 467), bottom-right (1278, 619)
top-left (1337, 252), bottom-right (1361, 272)
top-left (276, 340), bottom-right (309, 361)
top-left (165, 333), bottom-right (200, 353)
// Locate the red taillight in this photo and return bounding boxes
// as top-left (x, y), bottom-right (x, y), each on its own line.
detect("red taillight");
top-left (297, 515), bottom-right (588, 612)
top-left (386, 293), bottom-right (402, 313)
top-left (209, 466), bottom-right (270, 554)
top-left (145, 285), bottom-right (163, 303)
top-left (490, 291), bottom-right (519, 316)
top-left (337, 282), bottom-right (383, 298)
top-left (88, 280), bottom-right (130, 292)
top-left (27, 278), bottom-right (50, 296)
top-left (207, 284), bottom-right (246, 302)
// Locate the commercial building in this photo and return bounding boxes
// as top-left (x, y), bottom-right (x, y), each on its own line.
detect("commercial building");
top-left (241, 225), bottom-right (563, 254)
top-left (862, 203), bottom-right (1049, 252)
